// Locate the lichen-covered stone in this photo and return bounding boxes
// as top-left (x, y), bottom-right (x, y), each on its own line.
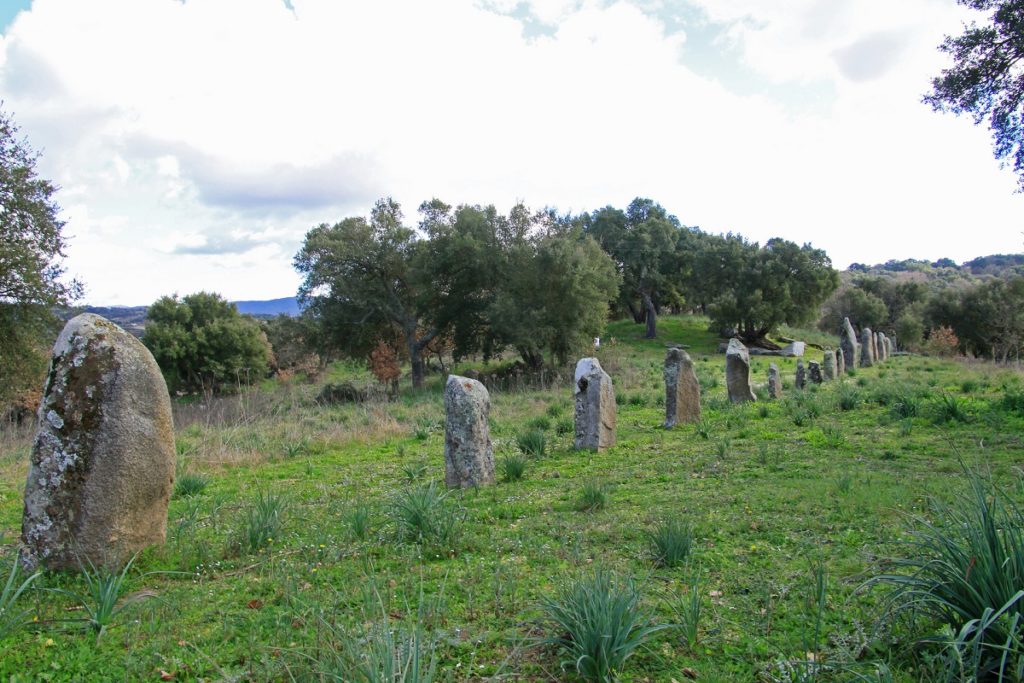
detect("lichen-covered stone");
top-left (795, 359), bottom-right (806, 390)
top-left (823, 350), bottom-right (837, 380)
top-left (664, 348), bottom-right (700, 428)
top-left (725, 339), bottom-right (756, 403)
top-left (444, 375), bottom-right (495, 488)
top-left (878, 333), bottom-right (888, 362)
top-left (767, 363), bottom-right (782, 399)
top-left (873, 332), bottom-right (881, 363)
top-left (808, 360), bottom-right (823, 384)
top-left (841, 317), bottom-right (859, 370)
top-left (860, 328), bottom-right (875, 367)
top-left (574, 358), bottom-right (616, 450)
top-left (836, 347), bottom-right (846, 375)
top-left (22, 314), bottom-right (175, 571)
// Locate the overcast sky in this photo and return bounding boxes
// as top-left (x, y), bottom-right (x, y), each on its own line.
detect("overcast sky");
top-left (1, 0), bottom-right (1021, 305)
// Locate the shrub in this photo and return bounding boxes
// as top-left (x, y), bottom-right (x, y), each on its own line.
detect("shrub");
top-left (837, 385), bottom-right (860, 411)
top-left (646, 519), bottom-right (694, 568)
top-left (923, 325), bottom-right (960, 358)
top-left (516, 430), bottom-right (546, 458)
top-left (500, 454), bottom-right (527, 483)
top-left (999, 390), bottom-right (1024, 416)
top-left (869, 469), bottom-right (1024, 680)
top-left (173, 472), bottom-right (209, 498)
top-left (541, 568), bottom-right (667, 682)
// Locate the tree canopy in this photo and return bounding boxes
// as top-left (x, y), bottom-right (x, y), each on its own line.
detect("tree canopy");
top-left (0, 107), bottom-right (81, 405)
top-left (143, 291), bottom-right (272, 394)
top-left (925, 0), bottom-right (1024, 190)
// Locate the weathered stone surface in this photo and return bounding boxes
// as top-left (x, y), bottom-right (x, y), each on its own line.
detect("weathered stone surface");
top-left (873, 332), bottom-right (881, 363)
top-left (22, 314), bottom-right (175, 571)
top-left (767, 363), bottom-right (782, 399)
top-left (808, 360), bottom-right (823, 384)
top-left (725, 339), bottom-right (756, 403)
top-left (574, 358), bottom-right (616, 450)
top-left (878, 333), bottom-right (889, 362)
top-left (444, 375), bottom-right (495, 488)
top-left (795, 359), bottom-right (806, 390)
top-left (841, 318), bottom-right (859, 370)
top-left (664, 348), bottom-right (700, 428)
top-left (779, 341), bottom-right (806, 357)
top-left (823, 350), bottom-right (837, 380)
top-left (836, 347), bottom-right (846, 375)
top-left (860, 328), bottom-right (875, 367)
top-left (883, 336), bottom-right (892, 359)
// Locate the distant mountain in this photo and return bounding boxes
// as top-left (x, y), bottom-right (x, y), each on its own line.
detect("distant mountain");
top-left (233, 297), bottom-right (301, 317)
top-left (69, 296), bottom-right (301, 336)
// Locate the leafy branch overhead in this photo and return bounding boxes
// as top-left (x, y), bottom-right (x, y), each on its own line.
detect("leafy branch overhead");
top-left (925, 0), bottom-right (1024, 190)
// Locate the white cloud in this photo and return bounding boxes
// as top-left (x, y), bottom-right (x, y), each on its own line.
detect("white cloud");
top-left (0, 0), bottom-right (1020, 305)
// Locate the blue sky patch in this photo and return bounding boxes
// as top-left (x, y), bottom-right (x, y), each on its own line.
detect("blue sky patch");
top-left (0, 0), bottom-right (31, 35)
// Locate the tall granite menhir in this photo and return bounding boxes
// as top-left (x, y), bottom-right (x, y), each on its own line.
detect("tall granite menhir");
top-left (725, 338), bottom-right (756, 403)
top-left (22, 314), bottom-right (175, 571)
top-left (575, 358), bottom-right (616, 450)
top-left (664, 347), bottom-right (700, 428)
top-left (823, 349), bottom-right (837, 381)
top-left (444, 375), bottom-right (495, 488)
top-left (841, 317), bottom-right (859, 370)
top-left (767, 363), bottom-right (782, 399)
top-left (860, 328), bottom-right (876, 368)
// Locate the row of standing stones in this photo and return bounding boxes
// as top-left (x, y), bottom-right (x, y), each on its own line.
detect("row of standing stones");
top-left (20, 314), bottom-right (892, 571)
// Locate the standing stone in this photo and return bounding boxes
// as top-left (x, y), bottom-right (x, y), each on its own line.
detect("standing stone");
top-left (767, 363), bottom-right (782, 399)
top-left (444, 375), bottom-right (495, 488)
top-left (823, 350), bottom-right (837, 380)
top-left (808, 361), bottom-right (823, 384)
top-left (873, 332), bottom-right (881, 363)
top-left (574, 358), bottom-right (616, 450)
top-left (836, 347), bottom-right (846, 375)
top-left (22, 314), bottom-right (175, 571)
top-left (664, 348), bottom-right (700, 428)
top-left (860, 328), bottom-right (875, 367)
top-left (880, 333), bottom-right (890, 361)
top-left (884, 336), bottom-right (892, 359)
top-left (841, 317), bottom-right (859, 370)
top-left (795, 359), bottom-right (806, 390)
top-left (725, 338), bottom-right (757, 403)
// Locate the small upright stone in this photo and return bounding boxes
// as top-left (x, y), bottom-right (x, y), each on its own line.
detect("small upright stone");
top-left (664, 348), bottom-right (700, 428)
top-left (823, 350), bottom-right (837, 380)
top-left (841, 317), bottom-right (859, 369)
top-left (22, 314), bottom-right (175, 571)
top-left (879, 333), bottom-right (889, 361)
top-left (725, 339), bottom-right (757, 403)
top-left (574, 358), bottom-right (616, 450)
top-left (767, 363), bottom-right (782, 399)
top-left (860, 328), bottom-right (875, 367)
top-left (795, 359), bottom-right (806, 390)
top-left (808, 361), bottom-right (823, 384)
top-left (444, 375), bottom-right (495, 488)
top-left (873, 332), bottom-right (882, 362)
top-left (884, 335), bottom-right (893, 358)
top-left (836, 347), bottom-right (846, 375)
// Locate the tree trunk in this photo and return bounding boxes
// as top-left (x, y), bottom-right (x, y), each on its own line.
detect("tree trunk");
top-left (627, 300), bottom-right (644, 324)
top-left (404, 324), bottom-right (424, 390)
top-left (642, 292), bottom-right (656, 339)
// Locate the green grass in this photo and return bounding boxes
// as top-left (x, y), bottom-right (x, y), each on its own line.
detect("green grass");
top-left (0, 314), bottom-right (1021, 680)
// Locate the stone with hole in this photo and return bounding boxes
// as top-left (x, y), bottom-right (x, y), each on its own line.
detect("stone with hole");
top-left (444, 375), bottom-right (495, 488)
top-left (21, 314), bottom-right (175, 571)
top-left (574, 358), bottom-right (616, 450)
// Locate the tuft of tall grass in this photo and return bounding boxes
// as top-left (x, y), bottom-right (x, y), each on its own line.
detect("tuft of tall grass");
top-left (516, 430), bottom-right (546, 458)
top-left (0, 554), bottom-right (40, 640)
top-left (541, 568), bottom-right (667, 682)
top-left (500, 454), bottom-right (527, 483)
top-left (837, 385), bottom-right (860, 411)
top-left (348, 505), bottom-right (371, 541)
top-left (391, 482), bottom-right (464, 551)
top-left (932, 393), bottom-right (971, 424)
top-left (555, 417), bottom-right (574, 436)
top-left (646, 519), bottom-right (694, 568)
top-left (231, 490), bottom-right (286, 555)
top-left (528, 415), bottom-right (552, 431)
top-left (575, 481), bottom-right (608, 512)
top-left (52, 554), bottom-right (155, 642)
top-left (869, 468), bottom-right (1024, 680)
top-left (173, 472), bottom-right (209, 498)
top-left (667, 570), bottom-right (702, 652)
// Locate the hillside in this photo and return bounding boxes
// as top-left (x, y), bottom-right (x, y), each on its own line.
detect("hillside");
top-left (68, 297), bottom-right (301, 336)
top-left (0, 315), bottom-right (1021, 680)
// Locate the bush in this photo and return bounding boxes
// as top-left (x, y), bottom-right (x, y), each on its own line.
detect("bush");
top-left (923, 325), bottom-right (960, 358)
top-left (646, 519), bottom-right (694, 568)
top-left (541, 568), bottom-right (667, 682)
top-left (869, 469), bottom-right (1024, 680)
top-left (837, 385), bottom-right (860, 411)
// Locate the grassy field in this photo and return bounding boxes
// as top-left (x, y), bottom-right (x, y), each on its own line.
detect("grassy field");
top-left (0, 315), bottom-right (1022, 681)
